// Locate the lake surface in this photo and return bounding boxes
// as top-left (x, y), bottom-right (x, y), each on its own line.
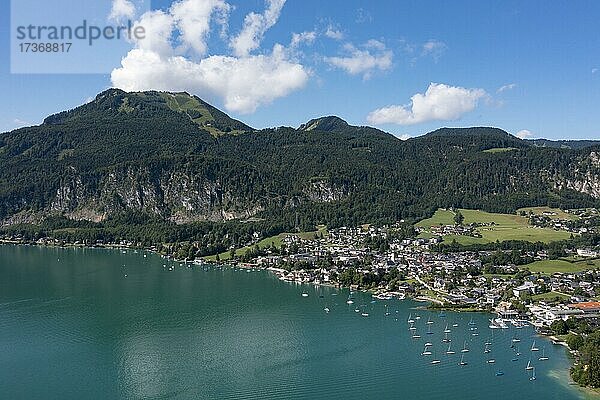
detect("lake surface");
top-left (0, 244), bottom-right (593, 399)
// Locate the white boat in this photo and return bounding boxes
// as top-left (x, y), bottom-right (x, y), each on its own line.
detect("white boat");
top-left (529, 367), bottom-right (536, 381)
top-left (461, 341), bottom-right (469, 353)
top-left (412, 334), bottom-right (421, 339)
top-left (487, 359), bottom-right (496, 364)
top-left (361, 312), bottom-right (369, 317)
top-left (444, 324), bottom-right (451, 333)
top-left (425, 342), bottom-right (433, 347)
top-left (526, 359), bottom-right (534, 370)
top-left (539, 347), bottom-right (549, 361)
top-left (452, 323), bottom-right (459, 327)
top-left (346, 300), bottom-right (354, 305)
top-left (484, 343), bottom-right (491, 354)
top-left (427, 317), bottom-right (434, 325)
top-left (407, 313), bottom-right (414, 324)
top-left (459, 354), bottom-right (467, 366)
top-left (431, 359), bottom-right (441, 365)
top-left (422, 345), bottom-right (432, 356)
top-left (324, 307), bottom-right (330, 313)
top-left (531, 341), bottom-right (539, 352)
top-left (446, 343), bottom-right (455, 355)
top-left (302, 293), bottom-right (309, 297)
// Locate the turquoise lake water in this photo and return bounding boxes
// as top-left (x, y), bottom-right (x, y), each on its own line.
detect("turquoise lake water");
top-left (0, 244), bottom-right (594, 399)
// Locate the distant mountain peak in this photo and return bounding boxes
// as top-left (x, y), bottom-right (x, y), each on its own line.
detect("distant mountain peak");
top-left (299, 116), bottom-right (349, 132)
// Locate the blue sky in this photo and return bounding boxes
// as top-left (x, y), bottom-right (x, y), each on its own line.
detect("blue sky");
top-left (1, 0), bottom-right (599, 140)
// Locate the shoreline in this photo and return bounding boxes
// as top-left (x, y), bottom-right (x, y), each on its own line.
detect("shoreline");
top-left (1, 240), bottom-right (594, 396)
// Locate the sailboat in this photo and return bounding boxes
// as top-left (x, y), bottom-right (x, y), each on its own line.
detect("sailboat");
top-left (484, 343), bottom-right (491, 354)
top-left (407, 313), bottom-right (414, 324)
top-left (468, 317), bottom-right (475, 326)
top-left (526, 359), bottom-right (534, 370)
top-left (461, 340), bottom-right (470, 353)
top-left (442, 331), bottom-right (451, 343)
top-left (539, 347), bottom-right (549, 361)
top-left (422, 345), bottom-right (432, 356)
top-left (531, 341), bottom-right (539, 351)
top-left (444, 323), bottom-right (451, 333)
top-left (452, 323), bottom-right (459, 328)
top-left (529, 367), bottom-right (536, 381)
top-left (427, 324), bottom-right (433, 335)
top-left (430, 349), bottom-right (441, 364)
top-left (412, 329), bottom-right (421, 339)
top-left (487, 359), bottom-right (496, 364)
top-left (427, 316), bottom-right (434, 325)
top-left (459, 354), bottom-right (467, 366)
top-left (446, 343), bottom-right (456, 355)
top-left (512, 335), bottom-right (521, 343)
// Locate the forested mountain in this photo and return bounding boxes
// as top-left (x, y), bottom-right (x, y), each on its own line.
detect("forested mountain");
top-left (1, 89), bottom-right (599, 251)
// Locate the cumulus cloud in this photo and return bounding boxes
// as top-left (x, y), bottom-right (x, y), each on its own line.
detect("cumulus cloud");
top-left (497, 83), bottom-right (517, 93)
top-left (230, 0), bottom-right (286, 57)
top-left (515, 129), bottom-right (534, 139)
top-left (170, 0), bottom-right (231, 56)
top-left (421, 39), bottom-right (446, 61)
top-left (367, 83), bottom-right (487, 125)
top-left (325, 25), bottom-right (344, 40)
top-left (111, 0), bottom-right (309, 114)
top-left (109, 0), bottom-right (136, 21)
top-left (324, 39), bottom-right (392, 79)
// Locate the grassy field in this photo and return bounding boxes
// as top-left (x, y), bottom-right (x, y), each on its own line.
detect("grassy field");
top-left (518, 206), bottom-right (579, 221)
top-left (483, 147), bottom-right (518, 153)
top-left (204, 225), bottom-right (328, 261)
top-left (522, 259), bottom-right (594, 274)
top-left (531, 291), bottom-right (571, 302)
top-left (417, 208), bottom-right (573, 244)
top-left (416, 209), bottom-right (455, 228)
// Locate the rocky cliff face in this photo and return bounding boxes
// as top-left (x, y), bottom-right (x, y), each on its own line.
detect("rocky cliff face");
top-left (45, 165), bottom-right (263, 224)
top-left (550, 151), bottom-right (600, 199)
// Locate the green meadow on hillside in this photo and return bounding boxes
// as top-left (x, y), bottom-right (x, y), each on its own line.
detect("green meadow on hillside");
top-left (417, 208), bottom-right (573, 245)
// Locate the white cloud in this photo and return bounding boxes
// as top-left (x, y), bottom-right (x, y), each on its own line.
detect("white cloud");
top-left (325, 25), bottom-right (344, 40)
top-left (399, 134), bottom-right (411, 141)
top-left (111, 0), bottom-right (309, 114)
top-left (170, 0), bottom-right (231, 56)
top-left (109, 0), bottom-right (136, 22)
top-left (230, 0), bottom-right (286, 57)
top-left (133, 10), bottom-right (175, 57)
top-left (497, 83), bottom-right (517, 93)
top-left (290, 31), bottom-right (316, 48)
top-left (324, 40), bottom-right (392, 79)
top-left (367, 83), bottom-right (487, 125)
top-left (112, 45), bottom-right (309, 114)
top-left (421, 39), bottom-right (446, 61)
top-left (593, 68), bottom-right (598, 74)
top-left (515, 129), bottom-right (534, 139)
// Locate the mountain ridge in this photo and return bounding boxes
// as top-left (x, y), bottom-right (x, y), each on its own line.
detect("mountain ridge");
top-left (1, 89), bottom-right (600, 245)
